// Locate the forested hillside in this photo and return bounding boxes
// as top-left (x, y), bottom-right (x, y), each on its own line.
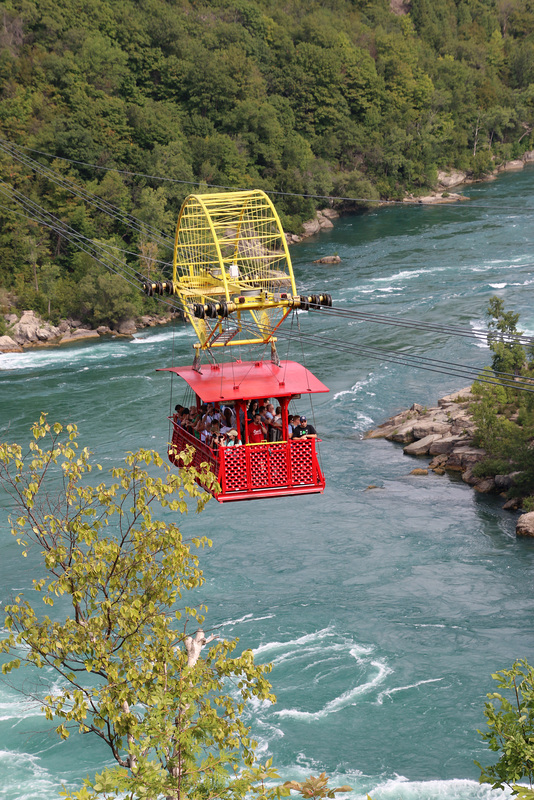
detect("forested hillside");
top-left (1, 0), bottom-right (534, 327)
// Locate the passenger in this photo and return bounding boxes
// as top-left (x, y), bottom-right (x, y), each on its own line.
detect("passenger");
top-left (173, 404), bottom-right (184, 423)
top-left (291, 415), bottom-right (317, 440)
top-left (269, 406), bottom-right (282, 441)
top-left (247, 413), bottom-right (267, 443)
top-left (220, 407), bottom-right (234, 434)
top-left (222, 428), bottom-right (241, 446)
top-left (288, 414), bottom-right (299, 439)
top-left (247, 400), bottom-right (259, 421)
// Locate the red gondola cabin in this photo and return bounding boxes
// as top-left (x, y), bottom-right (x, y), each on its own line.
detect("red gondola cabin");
top-left (159, 359), bottom-right (329, 502)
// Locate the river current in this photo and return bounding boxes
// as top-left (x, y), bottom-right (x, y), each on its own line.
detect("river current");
top-left (1, 170), bottom-right (534, 799)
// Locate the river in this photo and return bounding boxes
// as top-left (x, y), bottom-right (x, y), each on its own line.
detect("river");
top-left (1, 169), bottom-right (534, 799)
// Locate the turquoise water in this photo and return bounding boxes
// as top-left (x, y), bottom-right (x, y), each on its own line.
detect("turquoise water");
top-left (2, 170), bottom-right (534, 799)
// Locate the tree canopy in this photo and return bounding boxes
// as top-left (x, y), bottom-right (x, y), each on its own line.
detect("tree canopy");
top-left (0, 416), bottom-right (282, 800)
top-left (2, 0), bottom-right (534, 324)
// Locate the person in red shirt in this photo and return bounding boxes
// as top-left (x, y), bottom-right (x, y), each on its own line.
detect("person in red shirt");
top-left (247, 413), bottom-right (267, 443)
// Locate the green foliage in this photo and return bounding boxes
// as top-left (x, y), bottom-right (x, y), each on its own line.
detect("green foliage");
top-left (2, 0), bottom-right (534, 317)
top-left (283, 774), bottom-right (353, 800)
top-left (0, 416), bottom-right (288, 800)
top-left (471, 457), bottom-right (511, 478)
top-left (477, 660), bottom-right (534, 793)
top-left (486, 296), bottom-right (526, 376)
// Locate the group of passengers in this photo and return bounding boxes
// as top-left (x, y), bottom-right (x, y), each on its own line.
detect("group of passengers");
top-left (173, 398), bottom-right (317, 450)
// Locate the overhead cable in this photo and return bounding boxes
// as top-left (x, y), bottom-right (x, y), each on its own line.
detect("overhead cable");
top-left (3, 134), bottom-right (534, 213)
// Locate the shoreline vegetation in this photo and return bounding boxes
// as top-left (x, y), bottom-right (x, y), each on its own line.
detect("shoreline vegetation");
top-left (365, 294), bottom-right (534, 538)
top-left (3, 0), bottom-right (534, 345)
top-left (3, 159), bottom-right (533, 355)
top-left (364, 386), bottom-right (534, 538)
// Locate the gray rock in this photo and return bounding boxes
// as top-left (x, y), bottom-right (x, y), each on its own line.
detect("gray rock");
top-left (495, 472), bottom-right (520, 491)
top-left (117, 319), bottom-right (137, 335)
top-left (412, 420), bottom-right (450, 439)
top-left (388, 420), bottom-right (417, 443)
top-left (313, 255), bottom-right (341, 264)
top-left (404, 434), bottom-right (443, 456)
top-left (59, 329), bottom-right (100, 344)
top-left (474, 477), bottom-right (496, 494)
top-left (445, 445), bottom-right (486, 469)
top-left (428, 436), bottom-right (467, 455)
top-left (0, 335), bottom-right (23, 352)
top-left (301, 218), bottom-right (321, 236)
top-left (516, 511), bottom-right (534, 537)
top-left (461, 467), bottom-right (480, 486)
top-left (316, 212), bottom-right (334, 229)
top-left (437, 170), bottom-right (467, 188)
top-left (438, 387), bottom-right (474, 406)
top-left (319, 208), bottom-right (339, 219)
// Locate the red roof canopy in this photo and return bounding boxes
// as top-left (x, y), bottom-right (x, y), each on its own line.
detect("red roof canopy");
top-left (157, 359), bottom-right (329, 402)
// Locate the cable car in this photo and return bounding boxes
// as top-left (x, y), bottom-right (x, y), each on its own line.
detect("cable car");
top-left (143, 189), bottom-right (332, 502)
top-left (159, 359), bottom-right (328, 502)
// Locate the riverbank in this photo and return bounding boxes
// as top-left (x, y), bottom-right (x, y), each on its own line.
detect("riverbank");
top-left (364, 386), bottom-right (534, 538)
top-left (0, 309), bottom-right (178, 353)
top-left (290, 156), bottom-right (534, 244)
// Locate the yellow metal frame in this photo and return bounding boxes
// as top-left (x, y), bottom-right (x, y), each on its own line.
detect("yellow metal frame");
top-left (171, 190), bottom-right (297, 349)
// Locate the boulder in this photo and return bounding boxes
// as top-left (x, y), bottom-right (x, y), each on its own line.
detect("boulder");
top-left (429, 454), bottom-right (448, 470)
top-left (66, 318), bottom-right (83, 328)
top-left (410, 468), bottom-right (428, 475)
top-left (0, 335), bottom-right (23, 353)
top-left (313, 255), bottom-right (341, 264)
top-left (412, 420), bottom-right (450, 438)
top-left (437, 170), bottom-right (467, 188)
top-left (438, 387), bottom-right (473, 406)
top-left (319, 208), bottom-right (339, 220)
top-left (388, 419), bottom-right (417, 443)
top-left (317, 212), bottom-right (334, 229)
top-left (523, 150), bottom-right (534, 162)
top-left (117, 319), bottom-right (137, 335)
top-left (59, 329), bottom-right (100, 344)
top-left (503, 497), bottom-right (522, 511)
top-left (474, 477), bottom-right (496, 493)
top-left (97, 325), bottom-right (111, 335)
top-left (428, 435), bottom-right (467, 455)
top-left (516, 511), bottom-right (534, 537)
top-left (445, 445), bottom-right (486, 470)
top-left (495, 472), bottom-right (520, 491)
top-left (301, 218), bottom-right (321, 237)
top-left (502, 160), bottom-right (524, 171)
top-left (404, 434), bottom-right (443, 456)
top-left (461, 467), bottom-right (480, 486)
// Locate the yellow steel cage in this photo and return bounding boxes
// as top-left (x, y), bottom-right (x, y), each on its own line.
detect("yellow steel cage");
top-left (171, 189), bottom-right (297, 349)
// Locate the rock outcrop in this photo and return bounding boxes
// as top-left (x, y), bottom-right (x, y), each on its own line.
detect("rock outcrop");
top-left (1, 310), bottom-right (176, 353)
top-left (516, 511), bottom-right (534, 538)
top-left (364, 386), bottom-right (527, 535)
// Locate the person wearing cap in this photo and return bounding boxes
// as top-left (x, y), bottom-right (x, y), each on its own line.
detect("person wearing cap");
top-left (222, 428), bottom-right (242, 446)
top-left (291, 415), bottom-right (317, 439)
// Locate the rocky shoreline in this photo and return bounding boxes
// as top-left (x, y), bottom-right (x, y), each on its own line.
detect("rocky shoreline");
top-left (364, 386), bottom-right (534, 538)
top-left (0, 310), bottom-right (178, 354)
top-left (290, 156), bottom-right (534, 245)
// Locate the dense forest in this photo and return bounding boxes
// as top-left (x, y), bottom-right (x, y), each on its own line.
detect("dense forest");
top-left (1, 0), bottom-right (534, 327)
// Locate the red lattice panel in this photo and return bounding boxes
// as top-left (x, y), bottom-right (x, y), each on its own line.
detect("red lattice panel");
top-left (222, 447), bottom-right (248, 491)
top-left (267, 443), bottom-right (289, 486)
top-left (169, 426), bottom-right (218, 481)
top-left (249, 446), bottom-right (271, 489)
top-left (289, 440), bottom-right (314, 484)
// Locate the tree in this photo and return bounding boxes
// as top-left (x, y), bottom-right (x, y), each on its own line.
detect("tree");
top-left (486, 295), bottom-right (526, 376)
top-left (0, 416), bottom-right (282, 800)
top-left (477, 660), bottom-right (534, 798)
